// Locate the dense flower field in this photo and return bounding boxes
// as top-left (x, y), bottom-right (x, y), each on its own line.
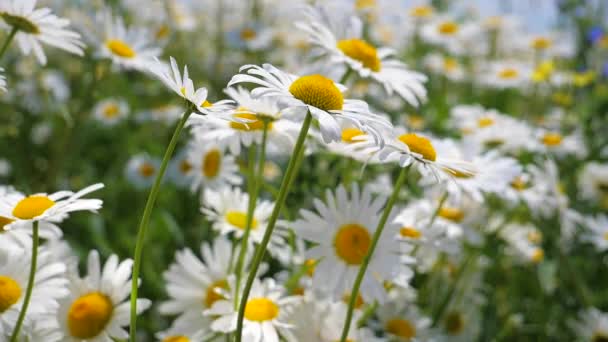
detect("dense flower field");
top-left (0, 0), bottom-right (607, 341)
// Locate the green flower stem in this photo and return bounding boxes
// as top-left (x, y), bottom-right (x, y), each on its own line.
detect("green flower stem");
top-left (234, 112), bottom-right (313, 342)
top-left (339, 165), bottom-right (410, 342)
top-left (0, 26), bottom-right (17, 61)
top-left (10, 221), bottom-right (39, 342)
top-left (129, 109), bottom-right (192, 342)
top-left (233, 122), bottom-right (269, 308)
top-left (339, 67), bottom-right (353, 85)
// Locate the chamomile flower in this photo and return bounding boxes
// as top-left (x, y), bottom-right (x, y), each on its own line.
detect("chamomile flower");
top-left (478, 60), bottom-right (532, 89)
top-left (296, 5), bottom-right (428, 106)
top-left (421, 16), bottom-right (482, 56)
top-left (499, 222), bottom-right (545, 264)
top-left (227, 63), bottom-right (392, 144)
top-left (92, 98), bottom-right (129, 126)
top-left (581, 214), bottom-right (608, 252)
top-left (156, 322), bottom-right (207, 342)
top-left (569, 308), bottom-right (608, 341)
top-left (529, 129), bottom-right (587, 158)
top-left (57, 250), bottom-right (151, 341)
top-left (376, 299), bottom-right (432, 341)
top-left (205, 277), bottom-right (299, 342)
top-left (423, 53), bottom-right (466, 81)
top-left (578, 162), bottom-right (608, 207)
top-left (125, 154), bottom-right (161, 189)
top-left (184, 139), bottom-right (242, 192)
top-left (291, 183), bottom-right (405, 302)
top-left (0, 0), bottom-right (85, 65)
top-left (0, 183), bottom-right (103, 227)
top-left (325, 121), bottom-right (383, 163)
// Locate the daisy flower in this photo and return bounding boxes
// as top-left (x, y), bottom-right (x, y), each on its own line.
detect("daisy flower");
top-left (478, 60), bottom-right (532, 89)
top-left (291, 183), bottom-right (404, 302)
top-left (499, 222), bottom-right (545, 264)
top-left (57, 250), bottom-right (151, 341)
top-left (420, 16), bottom-right (479, 55)
top-left (528, 129), bottom-right (587, 158)
top-left (227, 63), bottom-right (392, 144)
top-left (184, 139), bottom-right (242, 192)
top-left (423, 53), bottom-right (466, 81)
top-left (92, 98), bottom-right (129, 126)
top-left (296, 5), bottom-right (427, 106)
top-left (376, 299), bottom-right (433, 341)
top-left (0, 183), bottom-right (103, 228)
top-left (569, 308), bottom-right (608, 341)
top-left (581, 214), bottom-right (608, 252)
top-left (323, 121), bottom-right (383, 164)
top-left (125, 154), bottom-right (161, 189)
top-left (0, 0), bottom-right (84, 65)
top-left (205, 277), bottom-right (299, 342)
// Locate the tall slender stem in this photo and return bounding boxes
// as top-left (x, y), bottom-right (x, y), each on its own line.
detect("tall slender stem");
top-left (129, 109), bottom-right (192, 342)
top-left (0, 26), bottom-right (17, 61)
top-left (234, 112), bottom-right (312, 342)
top-left (10, 221), bottom-right (39, 342)
top-left (339, 166), bottom-right (410, 342)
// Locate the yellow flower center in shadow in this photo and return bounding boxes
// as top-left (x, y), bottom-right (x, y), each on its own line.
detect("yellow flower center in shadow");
top-left (342, 292), bottom-right (365, 309)
top-left (138, 163), bottom-right (156, 178)
top-left (205, 279), bottom-right (228, 308)
top-left (230, 113), bottom-right (272, 131)
top-left (541, 132), bottom-right (563, 146)
top-left (400, 226), bottom-right (422, 239)
top-left (202, 100), bottom-right (213, 107)
top-left (289, 75), bottom-right (344, 111)
top-left (531, 248), bottom-right (544, 263)
top-left (444, 58), bottom-right (458, 71)
top-left (67, 292), bottom-right (113, 339)
top-left (155, 24), bottom-right (170, 40)
top-left (202, 149), bottom-right (221, 178)
top-left (510, 176), bottom-right (528, 191)
top-left (334, 223), bottom-right (371, 265)
top-left (355, 0), bottom-right (376, 10)
top-left (0, 276), bottom-right (21, 313)
top-left (240, 28), bottom-right (257, 41)
top-left (386, 318), bottom-right (416, 339)
top-left (438, 207), bottom-right (464, 222)
top-left (477, 117), bottom-right (494, 127)
top-left (498, 68), bottom-right (519, 79)
top-left (398, 133), bottom-right (437, 161)
top-left (225, 211), bottom-right (258, 230)
top-left (12, 195), bottom-right (55, 220)
top-left (341, 128), bottom-right (366, 143)
top-left (410, 5), bottom-right (434, 18)
top-left (179, 160), bottom-right (192, 174)
top-left (244, 298), bottom-right (279, 322)
top-left (438, 21), bottom-right (459, 35)
top-left (105, 39), bottom-right (136, 58)
top-left (0, 216), bottom-right (15, 232)
top-left (163, 336), bottom-right (190, 342)
top-left (337, 39), bottom-right (381, 72)
top-left (102, 103), bottom-right (120, 118)
top-left (445, 311), bottom-right (465, 335)
top-left (304, 259), bottom-right (317, 277)
top-left (531, 37), bottom-right (552, 50)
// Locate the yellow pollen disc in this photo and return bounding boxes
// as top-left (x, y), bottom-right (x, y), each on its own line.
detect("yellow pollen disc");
top-left (202, 100), bottom-right (213, 108)
top-left (408, 115), bottom-right (425, 130)
top-left (341, 128), bottom-right (366, 143)
top-left (204, 279), bottom-right (228, 308)
top-left (102, 104), bottom-right (120, 118)
top-left (337, 39), bottom-right (381, 72)
top-left (527, 231), bottom-right (543, 244)
top-left (12, 195), bottom-right (55, 220)
top-left (400, 226), bottom-right (421, 239)
top-left (155, 24), bottom-right (170, 40)
top-left (225, 211), bottom-right (258, 230)
top-left (334, 223), bottom-right (371, 265)
top-left (163, 336), bottom-right (190, 342)
top-left (498, 68), bottom-right (519, 79)
top-left (445, 311), bottom-right (465, 335)
top-left (179, 160), bottom-right (192, 174)
top-left (289, 75), bottom-right (344, 111)
top-left (541, 132), bottom-right (563, 146)
top-left (410, 5), bottom-right (434, 18)
top-left (604, 232), bottom-right (608, 241)
top-left (244, 298), bottom-right (279, 322)
top-left (0, 216), bottom-right (15, 232)
top-left (478, 117), bottom-right (494, 127)
top-left (531, 37), bottom-right (552, 50)
top-left (355, 0), bottom-right (376, 10)
top-left (67, 292), bottom-right (113, 339)
top-left (138, 163), bottom-right (156, 178)
top-left (304, 259), bottom-right (316, 277)
top-left (0, 276), bottom-right (21, 313)
top-left (230, 113), bottom-right (272, 131)
top-left (438, 21), bottom-right (459, 35)
top-left (531, 248), bottom-right (544, 263)
top-left (592, 332), bottom-right (608, 342)
top-left (342, 292), bottom-right (365, 309)
top-left (510, 176), bottom-right (528, 191)
top-left (105, 39), bottom-right (136, 58)
top-left (438, 207), bottom-right (464, 222)
top-left (293, 287), bottom-right (305, 296)
top-left (202, 149), bottom-right (221, 178)
top-left (240, 28), bottom-right (257, 41)
top-left (386, 318), bottom-right (416, 339)
top-left (444, 58), bottom-right (458, 71)
top-left (398, 133), bottom-right (437, 161)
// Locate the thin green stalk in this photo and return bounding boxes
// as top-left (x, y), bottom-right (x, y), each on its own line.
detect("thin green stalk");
top-left (0, 26), bottom-right (17, 61)
top-left (339, 68), bottom-right (353, 85)
top-left (234, 122), bottom-right (269, 307)
top-left (234, 112), bottom-right (313, 342)
top-left (339, 165), bottom-right (410, 342)
top-left (129, 109), bottom-right (192, 342)
top-left (10, 221), bottom-right (39, 342)
top-left (428, 191), bottom-right (448, 228)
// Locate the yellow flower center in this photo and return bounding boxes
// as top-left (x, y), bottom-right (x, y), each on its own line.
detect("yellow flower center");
top-left (341, 128), bottom-right (366, 143)
top-left (0, 13), bottom-right (39, 34)
top-left (0, 276), bottom-right (21, 313)
top-left (478, 117), bottom-right (494, 127)
top-left (573, 71), bottom-right (596, 87)
top-left (240, 28), bottom-right (257, 41)
top-left (289, 75), bottom-right (344, 111)
top-left (385, 318), bottom-right (416, 339)
top-left (163, 336), bottom-right (190, 342)
top-left (179, 160), bottom-right (192, 174)
top-left (12, 195), bottom-right (55, 220)
top-left (527, 231), bottom-right (543, 244)
top-left (202, 100), bottom-right (213, 107)
top-left (592, 332), bottom-right (608, 342)
top-left (304, 259), bottom-right (316, 277)
top-left (336, 39), bottom-right (381, 72)
top-left (531, 37), bottom-right (552, 50)
top-left (355, 0), bottom-right (376, 10)
top-left (105, 39), bottom-right (136, 58)
top-left (531, 248), bottom-right (544, 263)
top-left (225, 211), bottom-right (258, 230)
top-left (0, 216), bottom-right (15, 232)
top-left (604, 232), bottom-right (608, 241)
top-left (498, 68), bottom-right (519, 79)
top-left (410, 5), bottom-right (434, 18)
top-left (67, 292), bottom-right (113, 339)
top-left (510, 176), bottom-right (528, 191)
top-left (444, 58), bottom-right (458, 72)
top-left (398, 133), bottom-right (437, 161)
top-left (444, 311), bottom-right (465, 335)
top-left (230, 113), bottom-right (272, 131)
top-left (342, 292), bottom-right (365, 309)
top-left (138, 162), bottom-right (156, 178)
top-left (244, 298), bottom-right (279, 322)
top-left (202, 149), bottom-right (221, 178)
top-left (334, 223), bottom-right (371, 265)
top-left (155, 24), bottom-right (170, 40)
top-left (541, 132), bottom-right (563, 146)
top-left (438, 207), bottom-right (464, 222)
top-left (204, 279), bottom-right (228, 308)
top-left (438, 21), bottom-right (459, 35)
top-left (400, 226), bottom-right (421, 239)
top-left (102, 103), bottom-right (120, 119)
